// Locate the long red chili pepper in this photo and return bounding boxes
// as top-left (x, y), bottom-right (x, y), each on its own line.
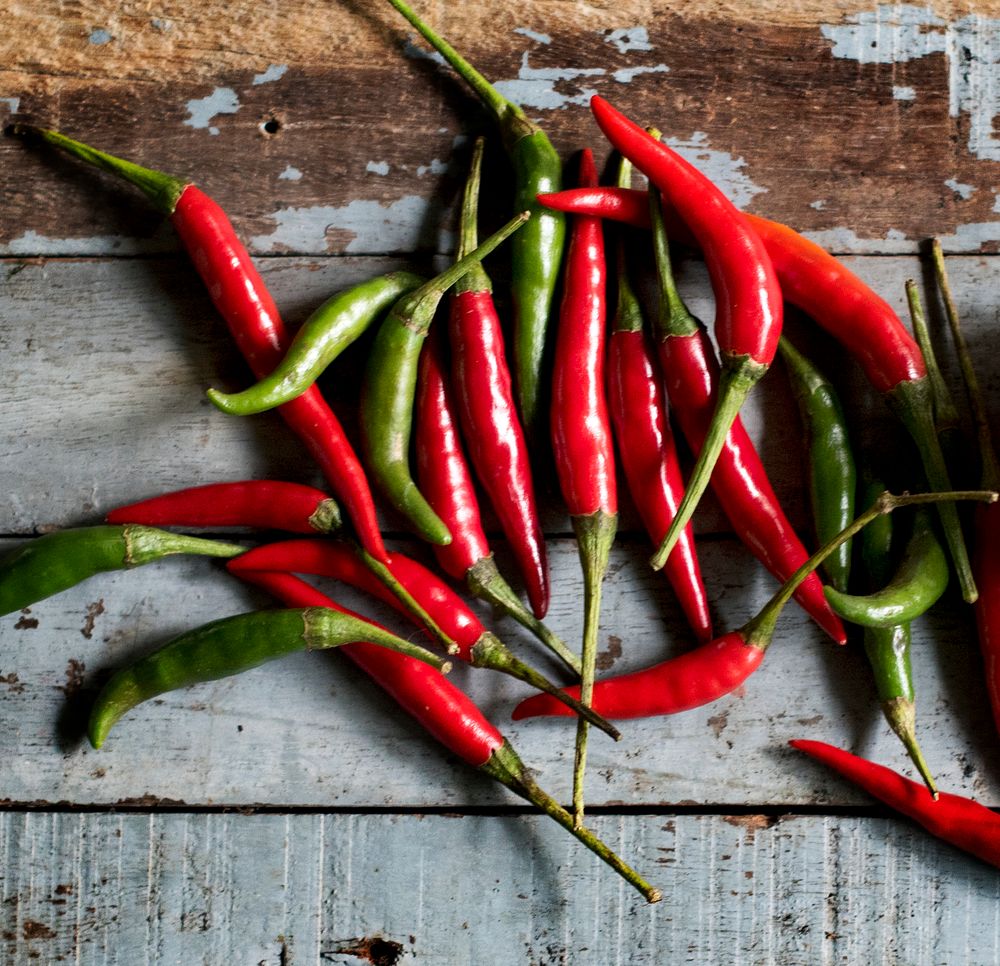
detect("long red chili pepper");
top-left (228, 539), bottom-right (616, 736)
top-left (513, 491), bottom-right (988, 722)
top-left (107, 480), bottom-right (342, 534)
top-left (551, 149), bottom-right (617, 826)
top-left (536, 182), bottom-right (976, 601)
top-left (588, 103), bottom-right (783, 574)
top-left (235, 568), bottom-right (658, 901)
top-left (791, 739), bottom-right (1000, 867)
top-left (13, 125), bottom-right (389, 562)
top-left (414, 331), bottom-right (581, 677)
top-left (647, 186), bottom-right (844, 644)
top-left (449, 137), bottom-right (549, 620)
top-left (606, 155), bottom-right (712, 643)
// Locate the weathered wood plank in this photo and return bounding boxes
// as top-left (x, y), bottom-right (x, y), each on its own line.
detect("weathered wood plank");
top-left (0, 810), bottom-right (997, 965)
top-left (3, 2), bottom-right (1000, 255)
top-left (0, 533), bottom-right (995, 808)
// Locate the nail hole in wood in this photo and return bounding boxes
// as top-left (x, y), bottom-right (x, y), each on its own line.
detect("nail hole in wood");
top-left (260, 115), bottom-right (283, 137)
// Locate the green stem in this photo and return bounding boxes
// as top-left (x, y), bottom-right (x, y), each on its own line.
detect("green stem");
top-left (481, 740), bottom-right (662, 903)
top-left (649, 188), bottom-right (699, 339)
top-left (905, 279), bottom-right (961, 435)
top-left (570, 510), bottom-right (617, 828)
top-left (455, 136), bottom-right (490, 294)
top-left (742, 489), bottom-right (996, 646)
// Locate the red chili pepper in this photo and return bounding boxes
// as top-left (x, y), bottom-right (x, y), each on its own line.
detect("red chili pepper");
top-left (606, 156), bottom-right (712, 643)
top-left (588, 103), bottom-right (783, 574)
top-left (236, 568), bottom-right (658, 901)
top-left (13, 125), bottom-right (389, 562)
top-left (414, 331), bottom-right (581, 676)
top-left (551, 149), bottom-right (617, 825)
top-left (790, 739), bottom-right (1000, 866)
top-left (537, 181), bottom-right (975, 601)
top-left (106, 480), bottom-right (342, 534)
top-left (228, 539), bottom-right (616, 736)
top-left (647, 185), bottom-right (844, 644)
top-left (449, 138), bottom-right (549, 620)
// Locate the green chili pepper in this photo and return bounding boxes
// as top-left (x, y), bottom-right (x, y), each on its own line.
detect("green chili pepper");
top-left (824, 507), bottom-right (948, 627)
top-left (360, 211), bottom-right (528, 545)
top-left (778, 336), bottom-right (857, 592)
top-left (384, 0), bottom-right (565, 443)
top-left (0, 526), bottom-right (245, 618)
top-left (88, 607), bottom-right (451, 748)
top-left (851, 480), bottom-right (937, 795)
top-left (205, 271), bottom-right (426, 415)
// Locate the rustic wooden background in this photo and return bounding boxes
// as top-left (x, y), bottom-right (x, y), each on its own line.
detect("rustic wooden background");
top-left (3, 1), bottom-right (1000, 962)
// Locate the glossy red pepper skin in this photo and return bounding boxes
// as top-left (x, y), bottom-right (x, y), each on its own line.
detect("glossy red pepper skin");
top-left (514, 631), bottom-right (764, 720)
top-left (450, 290), bottom-right (549, 618)
top-left (239, 569), bottom-right (502, 766)
top-left (661, 326), bottom-right (845, 644)
top-left (791, 739), bottom-right (1000, 867)
top-left (607, 299), bottom-right (713, 643)
top-left (106, 480), bottom-right (341, 534)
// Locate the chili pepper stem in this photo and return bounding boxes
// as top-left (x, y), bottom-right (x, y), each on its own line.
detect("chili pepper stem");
top-left (887, 377), bottom-right (977, 602)
top-left (357, 545), bottom-right (460, 655)
top-left (570, 509), bottom-right (618, 827)
top-left (884, 696), bottom-right (938, 798)
top-left (481, 739), bottom-right (662, 903)
top-left (470, 633), bottom-right (620, 739)
top-left (743, 490), bottom-right (996, 647)
top-left (467, 556), bottom-right (582, 677)
top-left (10, 123), bottom-right (187, 215)
top-left (905, 280), bottom-right (961, 439)
top-left (307, 499), bottom-right (343, 534)
top-left (650, 359), bottom-right (766, 570)
top-left (124, 526), bottom-right (246, 564)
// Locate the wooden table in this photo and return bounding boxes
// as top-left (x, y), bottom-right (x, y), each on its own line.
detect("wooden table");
top-left (3, 2), bottom-right (1000, 962)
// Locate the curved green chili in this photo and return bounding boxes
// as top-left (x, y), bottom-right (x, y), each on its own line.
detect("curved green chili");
top-left (0, 526), bottom-right (245, 618)
top-left (778, 336), bottom-right (856, 592)
top-left (206, 271), bottom-right (425, 415)
top-left (360, 211), bottom-right (528, 545)
top-left (88, 607), bottom-right (451, 748)
top-left (824, 508), bottom-right (948, 627)
top-left (384, 0), bottom-right (565, 443)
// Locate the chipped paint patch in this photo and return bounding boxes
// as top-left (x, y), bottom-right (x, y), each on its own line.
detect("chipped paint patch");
top-left (416, 159), bottom-right (447, 177)
top-left (494, 53), bottom-right (605, 110)
top-left (613, 64), bottom-right (669, 83)
top-left (150, 18), bottom-right (171, 32)
top-left (279, 165), bottom-right (302, 181)
top-left (403, 39), bottom-right (446, 66)
top-left (253, 64), bottom-right (288, 86)
top-left (934, 219), bottom-right (1000, 251)
top-left (944, 177), bottom-right (975, 199)
top-left (605, 27), bottom-right (654, 54)
top-left (184, 87), bottom-right (240, 135)
top-left (0, 97), bottom-right (20, 114)
top-left (666, 132), bottom-right (767, 209)
top-left (514, 27), bottom-right (551, 45)
top-left (821, 5), bottom-right (1000, 162)
top-left (89, 28), bottom-right (112, 45)
top-left (366, 161), bottom-right (390, 176)
top-left (994, 193), bottom-right (1000, 213)
top-left (809, 199), bottom-right (827, 210)
top-left (892, 85), bottom-right (917, 100)
top-left (249, 196), bottom-right (454, 254)
top-left (0, 230), bottom-right (175, 256)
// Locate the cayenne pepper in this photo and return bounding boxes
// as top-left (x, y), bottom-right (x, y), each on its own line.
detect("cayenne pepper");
top-left (237, 569), bottom-right (661, 902)
top-left (12, 125), bottom-right (390, 562)
top-left (550, 149), bottom-right (617, 825)
top-left (589, 104), bottom-right (783, 573)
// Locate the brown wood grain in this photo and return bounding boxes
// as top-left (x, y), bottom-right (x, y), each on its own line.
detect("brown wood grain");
top-left (2, 2), bottom-right (1000, 253)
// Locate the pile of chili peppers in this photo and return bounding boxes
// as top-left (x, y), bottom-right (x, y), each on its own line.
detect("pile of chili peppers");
top-left (5, 0), bottom-right (1000, 901)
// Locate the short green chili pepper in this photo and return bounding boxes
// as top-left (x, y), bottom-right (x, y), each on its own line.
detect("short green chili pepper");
top-left (88, 607), bottom-right (452, 748)
top-left (359, 211), bottom-right (528, 545)
top-left (0, 526), bottom-right (246, 618)
top-left (824, 507), bottom-right (948, 627)
top-left (205, 271), bottom-right (426, 415)
top-left (778, 336), bottom-right (856, 592)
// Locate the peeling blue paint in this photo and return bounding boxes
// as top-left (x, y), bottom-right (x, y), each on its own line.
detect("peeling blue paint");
top-left (0, 229), bottom-right (175, 256)
top-left (0, 97), bottom-right (20, 115)
top-left (892, 85), bottom-right (917, 100)
top-left (184, 88), bottom-right (240, 135)
top-left (605, 27), bottom-right (654, 54)
top-left (279, 165), bottom-right (303, 181)
top-left (366, 161), bottom-right (390, 176)
top-left (249, 197), bottom-right (454, 254)
top-left (809, 199), bottom-right (827, 210)
top-left (944, 177), bottom-right (974, 199)
top-left (514, 27), bottom-right (551, 45)
top-left (613, 65), bottom-right (669, 83)
top-left (89, 28), bottom-right (112, 45)
top-left (150, 18), bottom-right (171, 31)
top-left (665, 132), bottom-right (767, 209)
top-left (494, 53), bottom-right (605, 110)
top-left (253, 64), bottom-right (288, 86)
top-left (417, 159), bottom-right (448, 177)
